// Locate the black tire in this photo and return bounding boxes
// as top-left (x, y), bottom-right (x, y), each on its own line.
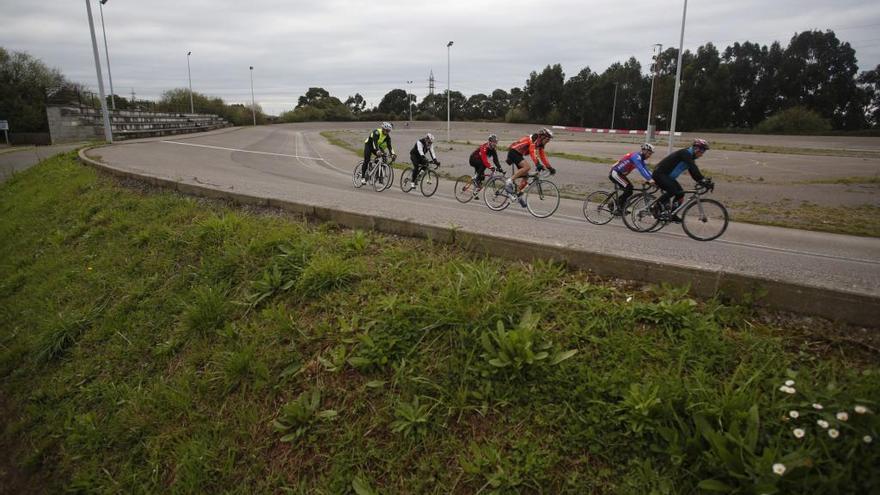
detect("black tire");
top-left (681, 198), bottom-right (729, 241)
top-left (454, 175), bottom-right (475, 203)
top-left (484, 177), bottom-right (510, 211)
top-left (382, 164), bottom-right (394, 191)
top-left (623, 192), bottom-right (658, 232)
top-left (373, 163), bottom-right (390, 192)
top-left (525, 179), bottom-right (560, 218)
top-left (353, 162), bottom-right (365, 188)
top-left (420, 169), bottom-right (439, 197)
top-left (400, 167), bottom-right (415, 193)
top-left (583, 190), bottom-right (615, 225)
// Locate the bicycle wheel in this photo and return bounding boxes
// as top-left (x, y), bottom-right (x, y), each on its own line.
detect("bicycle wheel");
top-left (373, 163), bottom-right (390, 192)
top-left (420, 169), bottom-right (439, 197)
top-left (353, 162), bottom-right (365, 188)
top-left (400, 167), bottom-right (415, 193)
top-left (582, 190), bottom-right (615, 225)
top-left (623, 193), bottom-right (659, 232)
top-left (454, 175), bottom-right (475, 203)
top-left (484, 177), bottom-right (510, 211)
top-left (382, 164), bottom-right (394, 191)
top-left (681, 198), bottom-right (728, 241)
top-left (526, 179), bottom-right (560, 218)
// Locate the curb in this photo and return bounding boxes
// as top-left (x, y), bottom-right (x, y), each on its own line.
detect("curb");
top-left (77, 147), bottom-right (879, 327)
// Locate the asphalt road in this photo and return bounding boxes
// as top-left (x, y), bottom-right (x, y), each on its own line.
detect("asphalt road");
top-left (0, 143), bottom-right (85, 183)
top-left (88, 124), bottom-right (880, 300)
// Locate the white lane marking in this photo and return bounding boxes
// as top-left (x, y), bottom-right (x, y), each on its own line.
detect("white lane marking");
top-left (160, 140), bottom-right (327, 162)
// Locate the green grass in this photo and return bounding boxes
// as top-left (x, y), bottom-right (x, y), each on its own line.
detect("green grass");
top-left (1, 153), bottom-right (878, 493)
top-left (794, 176), bottom-right (880, 186)
top-left (729, 200), bottom-right (880, 237)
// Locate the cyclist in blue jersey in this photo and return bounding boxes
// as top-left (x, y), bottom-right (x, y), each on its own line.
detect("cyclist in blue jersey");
top-left (651, 138), bottom-right (711, 221)
top-left (609, 143), bottom-right (655, 214)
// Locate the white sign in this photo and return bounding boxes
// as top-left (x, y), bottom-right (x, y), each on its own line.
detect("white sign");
top-left (0, 121), bottom-right (8, 131)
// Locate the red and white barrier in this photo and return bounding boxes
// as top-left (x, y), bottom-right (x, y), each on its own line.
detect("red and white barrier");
top-left (552, 125), bottom-right (681, 136)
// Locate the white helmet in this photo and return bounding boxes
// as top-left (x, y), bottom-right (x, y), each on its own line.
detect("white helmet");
top-left (425, 133), bottom-right (434, 143)
top-left (641, 143), bottom-right (655, 153)
top-left (381, 122), bottom-right (393, 131)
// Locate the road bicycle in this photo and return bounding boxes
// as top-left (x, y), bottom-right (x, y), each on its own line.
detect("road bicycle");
top-left (626, 180), bottom-right (729, 241)
top-left (400, 160), bottom-right (440, 197)
top-left (352, 154), bottom-right (394, 192)
top-left (453, 166), bottom-right (507, 204)
top-left (582, 183), bottom-right (657, 227)
top-left (483, 169), bottom-right (560, 218)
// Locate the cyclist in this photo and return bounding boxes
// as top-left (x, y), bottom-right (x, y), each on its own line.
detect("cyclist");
top-left (468, 134), bottom-right (502, 196)
top-left (407, 133), bottom-right (439, 191)
top-left (651, 138), bottom-right (711, 222)
top-left (361, 122), bottom-right (396, 185)
top-left (504, 128), bottom-right (555, 206)
top-left (610, 143), bottom-right (655, 214)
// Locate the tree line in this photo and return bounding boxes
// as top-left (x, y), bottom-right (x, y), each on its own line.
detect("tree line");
top-left (3, 29), bottom-right (879, 134)
top-left (282, 29), bottom-right (880, 132)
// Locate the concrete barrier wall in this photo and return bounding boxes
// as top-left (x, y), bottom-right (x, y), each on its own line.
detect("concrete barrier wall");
top-left (77, 147), bottom-right (880, 328)
top-left (48, 105), bottom-right (231, 144)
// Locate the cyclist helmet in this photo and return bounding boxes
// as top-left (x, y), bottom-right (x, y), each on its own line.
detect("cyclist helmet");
top-left (640, 143), bottom-right (655, 153)
top-left (539, 128), bottom-right (554, 138)
top-left (692, 138), bottom-right (710, 151)
top-left (381, 122), bottom-right (393, 131)
top-left (488, 134), bottom-right (498, 143)
top-left (425, 133), bottom-right (434, 143)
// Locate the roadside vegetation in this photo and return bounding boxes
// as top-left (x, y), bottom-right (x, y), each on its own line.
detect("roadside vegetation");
top-left (1, 153), bottom-right (878, 493)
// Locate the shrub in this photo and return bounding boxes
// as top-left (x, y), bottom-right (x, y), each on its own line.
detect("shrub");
top-left (755, 106), bottom-right (832, 134)
top-left (505, 106), bottom-right (529, 124)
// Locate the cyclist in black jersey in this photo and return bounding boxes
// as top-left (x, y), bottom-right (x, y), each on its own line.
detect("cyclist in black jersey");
top-left (408, 133), bottom-right (439, 187)
top-left (652, 138), bottom-right (711, 221)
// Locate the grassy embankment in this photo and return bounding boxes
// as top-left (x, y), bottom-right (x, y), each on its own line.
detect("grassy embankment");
top-left (1, 153), bottom-right (878, 493)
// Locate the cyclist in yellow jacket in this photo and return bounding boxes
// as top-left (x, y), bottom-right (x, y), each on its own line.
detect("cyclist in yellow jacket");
top-left (361, 122), bottom-right (396, 185)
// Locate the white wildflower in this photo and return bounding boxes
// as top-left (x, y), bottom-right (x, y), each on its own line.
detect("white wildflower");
top-left (836, 412), bottom-right (849, 422)
top-left (626, 296), bottom-right (633, 303)
top-left (793, 428), bottom-right (805, 439)
top-left (817, 419), bottom-right (829, 429)
top-left (812, 403), bottom-right (824, 410)
top-left (828, 429), bottom-right (839, 439)
top-left (854, 405), bottom-right (868, 414)
top-left (778, 386), bottom-right (796, 394)
top-left (864, 435), bottom-right (873, 444)
top-left (788, 410), bottom-right (800, 419)
top-left (772, 463), bottom-right (786, 476)
top-left (785, 379), bottom-right (795, 387)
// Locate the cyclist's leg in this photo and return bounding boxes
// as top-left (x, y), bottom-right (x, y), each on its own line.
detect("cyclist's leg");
top-left (362, 144), bottom-right (373, 176)
top-left (610, 171), bottom-right (633, 211)
top-left (468, 156), bottom-right (485, 188)
top-left (410, 153), bottom-right (426, 181)
top-left (653, 173), bottom-right (675, 207)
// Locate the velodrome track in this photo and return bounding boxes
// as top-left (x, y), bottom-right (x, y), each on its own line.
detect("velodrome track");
top-left (83, 123), bottom-right (880, 325)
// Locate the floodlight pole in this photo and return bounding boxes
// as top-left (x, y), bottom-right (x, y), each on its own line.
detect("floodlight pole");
top-left (98, 0), bottom-right (115, 110)
top-left (85, 0), bottom-right (113, 143)
top-left (668, 0), bottom-right (688, 154)
top-left (250, 66), bottom-right (256, 126)
top-left (447, 41), bottom-right (453, 143)
top-left (187, 51), bottom-right (194, 114)
top-left (646, 43), bottom-right (662, 141)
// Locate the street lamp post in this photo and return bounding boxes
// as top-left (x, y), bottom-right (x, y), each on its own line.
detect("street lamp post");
top-left (249, 66), bottom-right (256, 126)
top-left (85, 0), bottom-right (113, 143)
top-left (610, 82), bottom-right (619, 129)
top-left (668, 0), bottom-right (688, 154)
top-left (98, 0), bottom-right (115, 110)
top-left (187, 51), bottom-right (194, 114)
top-left (406, 80), bottom-right (414, 122)
top-left (447, 40), bottom-right (453, 143)
top-left (646, 43), bottom-right (662, 142)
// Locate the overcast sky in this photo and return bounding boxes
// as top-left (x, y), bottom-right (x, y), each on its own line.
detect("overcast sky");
top-left (2, 0), bottom-right (880, 115)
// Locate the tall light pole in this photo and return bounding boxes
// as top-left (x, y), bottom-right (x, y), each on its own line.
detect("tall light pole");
top-left (249, 66), bottom-right (257, 126)
top-left (406, 80), bottom-right (414, 121)
top-left (447, 40), bottom-right (453, 143)
top-left (610, 82), bottom-right (619, 129)
top-left (187, 51), bottom-right (194, 114)
top-left (98, 0), bottom-right (115, 110)
top-left (646, 43), bottom-right (662, 142)
top-left (668, 0), bottom-right (688, 154)
top-left (85, 0), bottom-right (113, 143)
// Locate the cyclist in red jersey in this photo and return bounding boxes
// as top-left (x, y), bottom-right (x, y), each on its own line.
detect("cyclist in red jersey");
top-left (504, 128), bottom-right (555, 206)
top-left (468, 134), bottom-right (501, 192)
